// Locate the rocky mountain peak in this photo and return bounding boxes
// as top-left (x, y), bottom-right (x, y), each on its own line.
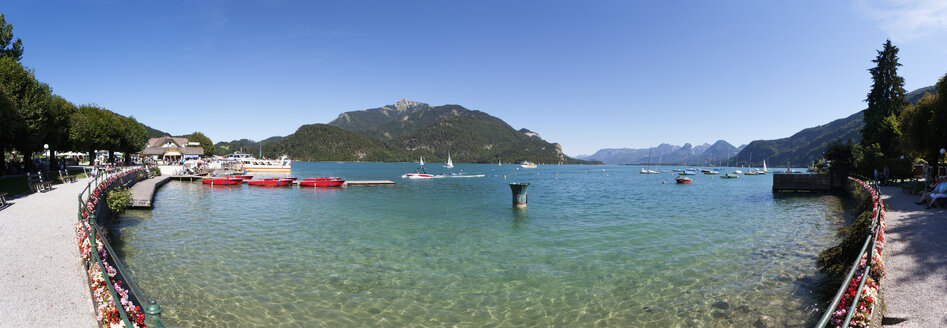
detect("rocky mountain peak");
top-left (393, 99), bottom-right (427, 112)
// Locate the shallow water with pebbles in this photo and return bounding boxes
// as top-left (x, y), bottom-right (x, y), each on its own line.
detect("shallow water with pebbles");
top-left (115, 163), bottom-right (847, 327)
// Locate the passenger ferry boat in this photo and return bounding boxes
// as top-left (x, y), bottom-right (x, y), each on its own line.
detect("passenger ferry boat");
top-left (225, 152), bottom-right (292, 172)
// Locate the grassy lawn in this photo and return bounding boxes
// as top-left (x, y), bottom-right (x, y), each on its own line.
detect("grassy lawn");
top-left (0, 170), bottom-right (88, 197)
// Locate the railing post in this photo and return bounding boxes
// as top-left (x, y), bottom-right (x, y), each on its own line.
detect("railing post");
top-left (145, 300), bottom-right (163, 326)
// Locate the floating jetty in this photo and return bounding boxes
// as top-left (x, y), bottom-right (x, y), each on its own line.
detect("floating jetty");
top-left (129, 176), bottom-right (172, 208)
top-left (167, 175), bottom-right (394, 186)
top-left (772, 173), bottom-right (831, 192)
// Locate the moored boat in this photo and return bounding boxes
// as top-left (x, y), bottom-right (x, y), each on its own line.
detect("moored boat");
top-left (675, 176), bottom-right (692, 184)
top-left (225, 152), bottom-right (292, 172)
top-left (520, 161), bottom-right (537, 168)
top-left (299, 177), bottom-right (345, 187)
top-left (201, 178), bottom-right (244, 185)
top-left (248, 179), bottom-right (293, 186)
top-left (721, 172), bottom-right (740, 179)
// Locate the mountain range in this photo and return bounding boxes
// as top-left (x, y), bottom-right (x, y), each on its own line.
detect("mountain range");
top-left (214, 99), bottom-right (595, 164)
top-left (580, 85), bottom-right (937, 167)
top-left (577, 140), bottom-right (745, 165)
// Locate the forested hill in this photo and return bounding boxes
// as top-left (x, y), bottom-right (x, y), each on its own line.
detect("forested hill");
top-left (215, 99), bottom-right (597, 164)
top-left (730, 85), bottom-right (936, 167)
top-left (731, 111), bottom-right (863, 167)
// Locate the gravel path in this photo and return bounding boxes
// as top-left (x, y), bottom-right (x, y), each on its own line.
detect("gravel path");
top-left (880, 186), bottom-right (947, 327)
top-left (0, 178), bottom-right (97, 327)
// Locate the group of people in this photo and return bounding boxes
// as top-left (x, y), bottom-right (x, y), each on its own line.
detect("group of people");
top-left (916, 176), bottom-right (947, 208)
top-left (873, 166), bottom-right (892, 185)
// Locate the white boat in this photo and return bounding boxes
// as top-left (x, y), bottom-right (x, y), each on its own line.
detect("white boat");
top-left (520, 161), bottom-right (537, 168)
top-left (225, 152), bottom-right (291, 172)
top-left (640, 147), bottom-right (660, 174)
top-left (498, 160), bottom-right (502, 166)
top-left (762, 160), bottom-right (769, 173)
top-left (403, 157), bottom-right (434, 178)
top-left (443, 153), bottom-right (454, 168)
top-left (434, 172), bottom-right (484, 178)
top-left (403, 172), bottom-right (435, 179)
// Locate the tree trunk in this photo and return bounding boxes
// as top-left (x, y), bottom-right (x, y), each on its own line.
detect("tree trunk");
top-left (24, 152), bottom-right (34, 173)
top-left (49, 148), bottom-right (58, 171)
top-left (108, 150), bottom-right (115, 164)
top-left (0, 147), bottom-right (5, 175)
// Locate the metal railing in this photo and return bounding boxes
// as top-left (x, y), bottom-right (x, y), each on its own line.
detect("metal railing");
top-left (76, 165), bottom-right (165, 327)
top-left (815, 175), bottom-right (883, 328)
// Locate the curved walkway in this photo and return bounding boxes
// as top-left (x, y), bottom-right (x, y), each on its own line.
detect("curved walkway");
top-left (880, 186), bottom-right (947, 327)
top-left (0, 178), bottom-right (97, 327)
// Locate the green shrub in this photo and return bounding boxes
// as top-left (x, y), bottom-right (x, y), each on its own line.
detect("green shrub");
top-left (106, 188), bottom-right (132, 214)
top-left (817, 180), bottom-right (875, 283)
top-left (154, 167), bottom-right (161, 176)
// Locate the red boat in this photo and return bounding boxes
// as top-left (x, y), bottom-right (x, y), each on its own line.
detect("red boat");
top-left (234, 175), bottom-right (253, 180)
top-left (675, 177), bottom-right (693, 184)
top-left (262, 177), bottom-right (297, 181)
top-left (299, 177), bottom-right (345, 187)
top-left (202, 178), bottom-right (244, 185)
top-left (248, 179), bottom-right (293, 187)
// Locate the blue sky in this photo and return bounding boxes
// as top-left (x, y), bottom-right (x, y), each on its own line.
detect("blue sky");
top-left (4, 1), bottom-right (947, 156)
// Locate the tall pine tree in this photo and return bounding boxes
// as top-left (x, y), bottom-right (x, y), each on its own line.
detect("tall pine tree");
top-left (861, 40), bottom-right (908, 159)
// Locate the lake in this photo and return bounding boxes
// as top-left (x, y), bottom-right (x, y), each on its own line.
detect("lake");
top-left (116, 162), bottom-right (848, 327)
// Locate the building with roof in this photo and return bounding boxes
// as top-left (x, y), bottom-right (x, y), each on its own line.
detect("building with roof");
top-left (142, 136), bottom-right (204, 163)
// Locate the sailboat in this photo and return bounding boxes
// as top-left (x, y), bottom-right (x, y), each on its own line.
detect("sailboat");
top-left (721, 148), bottom-right (739, 179)
top-left (498, 159), bottom-right (502, 166)
top-left (640, 147), bottom-right (659, 174)
top-left (443, 153), bottom-right (454, 168)
top-left (761, 160), bottom-right (769, 173)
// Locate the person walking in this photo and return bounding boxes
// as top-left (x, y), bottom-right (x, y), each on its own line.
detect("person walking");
top-left (883, 165), bottom-right (890, 185)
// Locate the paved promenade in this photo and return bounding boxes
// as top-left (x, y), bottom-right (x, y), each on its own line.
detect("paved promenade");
top-left (0, 178), bottom-right (96, 327)
top-left (880, 186), bottom-right (947, 327)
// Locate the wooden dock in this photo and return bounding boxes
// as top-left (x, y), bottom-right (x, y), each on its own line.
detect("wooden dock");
top-left (129, 176), bottom-right (172, 208)
top-left (772, 173), bottom-right (831, 192)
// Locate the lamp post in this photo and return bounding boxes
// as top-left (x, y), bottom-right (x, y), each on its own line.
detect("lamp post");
top-left (43, 144), bottom-right (49, 171)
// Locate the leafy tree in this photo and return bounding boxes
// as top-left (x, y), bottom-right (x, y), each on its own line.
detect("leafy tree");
top-left (927, 73), bottom-right (947, 173)
top-left (44, 94), bottom-right (75, 169)
top-left (0, 92), bottom-right (20, 174)
top-left (186, 132), bottom-right (215, 156)
top-left (119, 116), bottom-right (147, 164)
top-left (824, 138), bottom-right (856, 176)
top-left (67, 105), bottom-right (96, 161)
top-left (862, 40), bottom-right (908, 158)
top-left (899, 92), bottom-right (938, 168)
top-left (0, 13), bottom-right (23, 61)
top-left (0, 56), bottom-right (54, 172)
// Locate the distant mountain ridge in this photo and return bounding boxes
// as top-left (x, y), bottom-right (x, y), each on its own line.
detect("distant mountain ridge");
top-left (579, 140), bottom-right (743, 165)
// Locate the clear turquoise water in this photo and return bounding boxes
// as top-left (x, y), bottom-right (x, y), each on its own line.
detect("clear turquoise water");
top-left (117, 162), bottom-right (847, 327)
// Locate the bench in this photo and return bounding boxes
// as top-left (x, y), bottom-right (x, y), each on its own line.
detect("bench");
top-left (27, 173), bottom-right (53, 192)
top-left (0, 192), bottom-right (7, 207)
top-left (59, 169), bottom-right (78, 183)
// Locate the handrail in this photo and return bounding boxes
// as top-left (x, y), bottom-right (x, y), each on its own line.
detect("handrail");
top-left (76, 164), bottom-right (164, 327)
top-left (815, 176), bottom-right (883, 328)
